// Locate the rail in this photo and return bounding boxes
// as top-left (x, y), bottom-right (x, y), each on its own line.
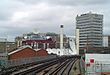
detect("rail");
top-left (0, 55), bottom-right (81, 75)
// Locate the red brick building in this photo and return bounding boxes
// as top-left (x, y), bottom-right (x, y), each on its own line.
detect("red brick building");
top-left (15, 32), bottom-right (69, 49)
top-left (8, 45), bottom-right (48, 60)
top-left (15, 32), bottom-right (56, 49)
top-left (36, 49), bottom-right (48, 56)
top-left (22, 39), bottom-right (55, 49)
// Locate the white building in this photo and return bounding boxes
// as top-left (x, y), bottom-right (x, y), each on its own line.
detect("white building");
top-left (47, 36), bottom-right (77, 55)
top-left (103, 35), bottom-right (109, 47)
top-left (76, 12), bottom-right (103, 49)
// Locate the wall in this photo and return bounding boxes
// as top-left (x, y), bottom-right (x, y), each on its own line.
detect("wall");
top-left (36, 49), bottom-right (48, 56)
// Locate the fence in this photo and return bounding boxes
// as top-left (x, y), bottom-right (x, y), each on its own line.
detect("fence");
top-left (86, 60), bottom-right (110, 75)
top-left (0, 55), bottom-right (57, 69)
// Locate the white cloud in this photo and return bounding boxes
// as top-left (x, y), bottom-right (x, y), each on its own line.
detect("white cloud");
top-left (11, 12), bottom-right (29, 22)
top-left (0, 0), bottom-right (110, 41)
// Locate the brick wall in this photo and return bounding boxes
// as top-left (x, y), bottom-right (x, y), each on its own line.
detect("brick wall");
top-left (9, 48), bottom-right (36, 60)
top-left (9, 48), bottom-right (48, 60)
top-left (36, 49), bottom-right (48, 56)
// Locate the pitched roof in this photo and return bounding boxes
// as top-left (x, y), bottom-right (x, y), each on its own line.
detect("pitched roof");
top-left (8, 45), bottom-right (33, 55)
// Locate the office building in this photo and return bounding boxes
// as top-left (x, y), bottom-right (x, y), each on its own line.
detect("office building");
top-left (76, 12), bottom-right (103, 54)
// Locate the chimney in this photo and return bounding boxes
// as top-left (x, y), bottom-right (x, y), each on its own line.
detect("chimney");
top-left (60, 25), bottom-right (64, 54)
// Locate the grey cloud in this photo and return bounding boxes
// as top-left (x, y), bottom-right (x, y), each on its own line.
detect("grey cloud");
top-left (0, 0), bottom-right (110, 41)
top-left (45, 0), bottom-right (110, 6)
top-left (0, 0), bottom-right (25, 21)
top-left (0, 10), bottom-right (14, 21)
top-left (0, 22), bottom-right (32, 41)
top-left (17, 0), bottom-right (110, 6)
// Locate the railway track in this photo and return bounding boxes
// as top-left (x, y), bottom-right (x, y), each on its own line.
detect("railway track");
top-left (46, 58), bottom-right (77, 75)
top-left (0, 55), bottom-right (58, 75)
top-left (11, 59), bottom-right (59, 75)
top-left (1, 55), bottom-right (81, 75)
top-left (62, 59), bottom-right (77, 75)
top-left (48, 59), bottom-right (70, 75)
top-left (10, 55), bottom-right (68, 75)
top-left (37, 57), bottom-right (78, 75)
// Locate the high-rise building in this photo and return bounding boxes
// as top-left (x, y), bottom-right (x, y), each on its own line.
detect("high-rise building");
top-left (76, 12), bottom-right (103, 53)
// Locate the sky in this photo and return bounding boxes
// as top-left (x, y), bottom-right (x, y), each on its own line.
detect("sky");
top-left (0, 0), bottom-right (110, 41)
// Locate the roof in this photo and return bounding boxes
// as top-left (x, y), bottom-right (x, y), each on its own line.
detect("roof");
top-left (8, 45), bottom-right (33, 55)
top-left (34, 49), bottom-right (46, 52)
top-left (8, 45), bottom-right (47, 55)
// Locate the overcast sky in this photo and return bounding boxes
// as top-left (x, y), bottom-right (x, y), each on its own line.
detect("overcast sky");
top-left (0, 0), bottom-right (110, 41)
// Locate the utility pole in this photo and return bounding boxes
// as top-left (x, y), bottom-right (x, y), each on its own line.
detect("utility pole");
top-left (5, 38), bottom-right (8, 60)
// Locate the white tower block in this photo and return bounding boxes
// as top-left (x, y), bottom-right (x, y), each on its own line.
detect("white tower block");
top-left (76, 29), bottom-right (79, 55)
